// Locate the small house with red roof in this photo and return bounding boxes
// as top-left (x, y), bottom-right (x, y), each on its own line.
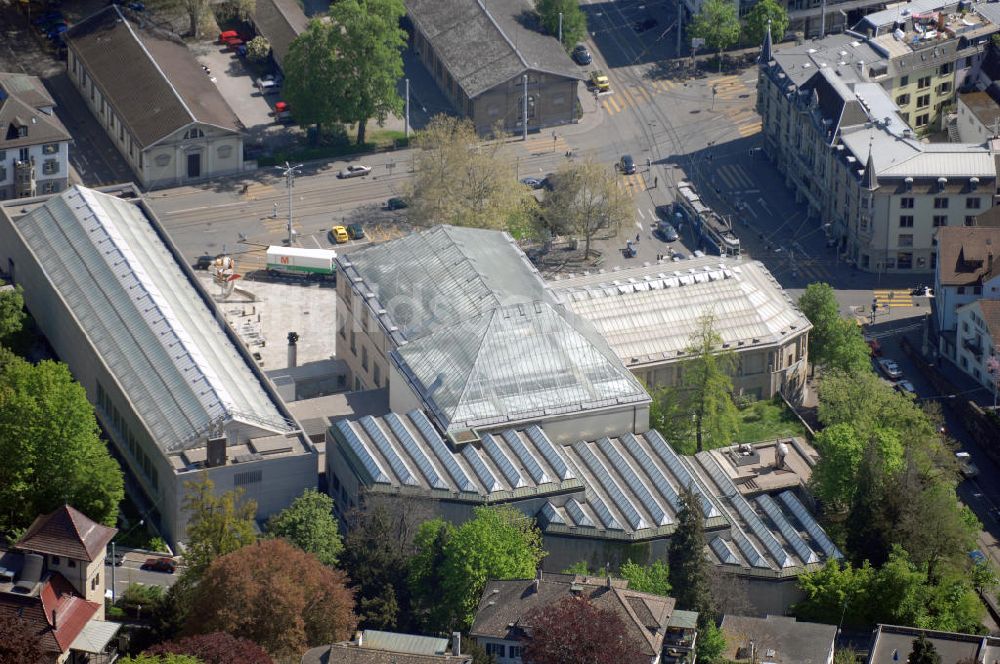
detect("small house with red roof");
top-left (0, 505), bottom-right (121, 663)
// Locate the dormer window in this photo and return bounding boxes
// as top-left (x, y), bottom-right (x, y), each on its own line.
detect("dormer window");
top-left (5, 123), bottom-right (27, 140)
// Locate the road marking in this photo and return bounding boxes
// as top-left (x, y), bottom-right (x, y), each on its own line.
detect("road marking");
top-left (630, 85), bottom-right (652, 103)
top-left (523, 135), bottom-right (569, 153)
top-left (637, 207), bottom-right (645, 219)
top-left (873, 289), bottom-right (916, 307)
top-left (739, 122), bottom-right (763, 137)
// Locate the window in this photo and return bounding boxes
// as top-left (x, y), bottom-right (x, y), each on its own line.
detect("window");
top-left (896, 93), bottom-right (911, 105)
top-left (510, 646), bottom-right (523, 658)
top-left (338, 316), bottom-right (346, 339)
top-left (68, 560), bottom-right (76, 568)
top-left (916, 113), bottom-right (929, 126)
top-left (898, 234), bottom-right (914, 247)
top-left (42, 159), bottom-right (59, 175)
top-left (18, 147), bottom-right (28, 161)
top-left (184, 128), bottom-right (205, 139)
top-left (41, 182), bottom-right (57, 194)
top-left (350, 330), bottom-right (356, 355)
top-left (0, 165), bottom-right (6, 181)
top-left (897, 252), bottom-right (913, 269)
top-left (959, 287), bottom-right (966, 295)
top-left (918, 76), bottom-right (932, 89)
top-left (52, 556), bottom-right (60, 566)
top-left (486, 644), bottom-right (506, 657)
top-left (966, 216), bottom-right (976, 226)
top-left (899, 215), bottom-right (914, 227)
top-left (361, 346), bottom-right (368, 371)
top-left (934, 197), bottom-right (948, 209)
top-left (917, 94), bottom-right (931, 108)
top-left (967, 197), bottom-right (982, 209)
top-left (940, 62), bottom-right (954, 75)
top-left (119, 125), bottom-right (124, 142)
top-left (939, 82), bottom-right (952, 94)
top-left (900, 197), bottom-right (914, 209)
top-left (933, 215), bottom-right (948, 227)
top-left (42, 143), bottom-right (59, 155)
top-left (234, 470), bottom-right (263, 487)
top-left (974, 285), bottom-right (983, 295)
top-left (373, 363), bottom-right (381, 387)
top-left (900, 75), bottom-right (910, 86)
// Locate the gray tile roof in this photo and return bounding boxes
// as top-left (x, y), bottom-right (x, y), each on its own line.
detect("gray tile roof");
top-left (0, 73), bottom-right (70, 150)
top-left (840, 127), bottom-right (996, 180)
top-left (721, 614), bottom-right (836, 664)
top-left (252, 0), bottom-right (309, 69)
top-left (470, 573), bottom-right (674, 658)
top-left (405, 0), bottom-right (584, 99)
top-left (65, 6), bottom-right (241, 149)
top-left (868, 625), bottom-right (1000, 664)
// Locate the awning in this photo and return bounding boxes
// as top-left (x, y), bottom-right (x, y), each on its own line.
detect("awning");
top-left (69, 619), bottom-right (121, 654)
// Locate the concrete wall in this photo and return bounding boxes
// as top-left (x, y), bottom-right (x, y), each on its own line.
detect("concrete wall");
top-left (957, 96), bottom-right (997, 144)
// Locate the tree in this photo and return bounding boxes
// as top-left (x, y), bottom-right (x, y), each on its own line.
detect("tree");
top-left (120, 656), bottom-right (202, 664)
top-left (542, 159), bottom-right (631, 258)
top-left (648, 384), bottom-right (695, 453)
top-left (0, 283), bottom-right (25, 343)
top-left (244, 36), bottom-right (271, 65)
top-left (186, 539), bottom-right (357, 659)
top-left (811, 423), bottom-right (903, 509)
top-left (408, 115), bottom-right (538, 233)
top-left (908, 634), bottom-right (941, 664)
top-left (797, 283), bottom-right (870, 375)
top-left (0, 612), bottom-right (44, 664)
top-left (521, 596), bottom-right (643, 664)
top-left (283, 20), bottom-right (345, 144)
top-left (157, 0), bottom-right (252, 39)
top-left (668, 487), bottom-right (712, 617)
top-left (326, 0), bottom-right (407, 145)
top-left (689, 0), bottom-right (740, 65)
top-left (696, 621), bottom-right (727, 664)
top-left (678, 313), bottom-right (739, 453)
top-left (0, 349), bottom-right (123, 531)
top-left (743, 0), bottom-right (789, 47)
top-left (180, 474), bottom-right (257, 578)
top-left (619, 560), bottom-right (671, 596)
top-left (341, 497), bottom-right (433, 630)
top-left (834, 649), bottom-right (860, 664)
top-left (439, 506), bottom-right (546, 629)
top-left (794, 559), bottom-right (875, 626)
top-left (146, 632), bottom-right (273, 664)
top-left (266, 488), bottom-right (343, 566)
top-left (971, 558), bottom-right (998, 593)
top-left (407, 518), bottom-right (456, 631)
top-left (536, 0), bottom-right (587, 49)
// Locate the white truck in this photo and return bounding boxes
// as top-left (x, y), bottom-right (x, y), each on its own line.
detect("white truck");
top-left (265, 246), bottom-right (336, 280)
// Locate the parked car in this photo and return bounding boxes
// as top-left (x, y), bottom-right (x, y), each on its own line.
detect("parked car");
top-left (619, 154), bottom-right (636, 175)
top-left (572, 44), bottom-right (592, 65)
top-left (274, 101), bottom-right (292, 123)
top-left (655, 222), bottom-right (678, 242)
top-left (218, 29), bottom-right (239, 43)
top-left (955, 452), bottom-right (979, 479)
top-left (330, 226), bottom-right (350, 243)
top-left (105, 552), bottom-right (124, 566)
top-left (877, 357), bottom-right (903, 380)
top-left (194, 255), bottom-right (218, 270)
top-left (141, 557), bottom-right (176, 573)
top-left (520, 176), bottom-right (545, 189)
top-left (223, 36), bottom-right (244, 50)
top-left (337, 164), bottom-right (372, 179)
top-left (346, 223), bottom-right (365, 240)
top-left (894, 380), bottom-right (916, 395)
top-left (385, 197), bottom-right (408, 210)
top-left (590, 70), bottom-right (610, 92)
top-left (257, 75), bottom-right (281, 96)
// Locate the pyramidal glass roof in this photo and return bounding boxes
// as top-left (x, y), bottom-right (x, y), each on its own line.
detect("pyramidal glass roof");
top-left (393, 300), bottom-right (648, 434)
top-left (13, 186), bottom-right (290, 453)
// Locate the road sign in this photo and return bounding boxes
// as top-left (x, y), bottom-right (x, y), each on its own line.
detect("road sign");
top-left (691, 37), bottom-right (705, 49)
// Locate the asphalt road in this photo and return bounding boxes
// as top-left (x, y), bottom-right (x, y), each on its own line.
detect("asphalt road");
top-left (105, 551), bottom-right (181, 599)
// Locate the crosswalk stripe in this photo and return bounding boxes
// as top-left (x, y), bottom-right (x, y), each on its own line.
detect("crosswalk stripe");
top-left (619, 88), bottom-right (636, 108)
top-left (739, 122), bottom-right (762, 137)
top-left (630, 86), bottom-right (652, 103)
top-left (523, 136), bottom-right (569, 152)
top-left (603, 96), bottom-right (620, 114)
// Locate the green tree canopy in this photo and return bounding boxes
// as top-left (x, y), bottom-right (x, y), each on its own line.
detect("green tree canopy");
top-left (668, 487), bottom-right (713, 617)
top-left (283, 20), bottom-right (345, 141)
top-left (436, 506), bottom-right (546, 629)
top-left (542, 159), bottom-right (631, 258)
top-left (696, 621), bottom-right (727, 664)
top-left (798, 283), bottom-right (870, 374)
top-left (679, 313), bottom-right (739, 453)
top-left (908, 634), bottom-right (942, 664)
top-left (408, 115), bottom-right (538, 234)
top-left (619, 560), bottom-right (671, 596)
top-left (407, 518), bottom-right (456, 631)
top-left (0, 349), bottom-right (123, 531)
top-left (326, 0), bottom-right (407, 145)
top-left (743, 0), bottom-right (789, 47)
top-left (181, 474), bottom-right (257, 578)
top-left (811, 423), bottom-right (903, 509)
top-left (689, 0), bottom-right (740, 56)
top-left (266, 488), bottom-right (343, 566)
top-left (0, 283), bottom-right (25, 343)
top-left (536, 0), bottom-right (588, 48)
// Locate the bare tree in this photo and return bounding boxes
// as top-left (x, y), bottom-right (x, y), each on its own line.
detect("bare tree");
top-left (542, 158), bottom-right (630, 258)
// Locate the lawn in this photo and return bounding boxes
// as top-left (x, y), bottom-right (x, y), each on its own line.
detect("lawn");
top-left (733, 398), bottom-right (807, 443)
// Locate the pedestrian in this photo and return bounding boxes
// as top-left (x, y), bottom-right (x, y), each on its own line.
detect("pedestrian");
top-left (654, 176), bottom-right (659, 188)
top-left (636, 233), bottom-right (641, 243)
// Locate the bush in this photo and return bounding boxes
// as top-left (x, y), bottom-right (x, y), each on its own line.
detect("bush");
top-left (245, 36), bottom-right (270, 64)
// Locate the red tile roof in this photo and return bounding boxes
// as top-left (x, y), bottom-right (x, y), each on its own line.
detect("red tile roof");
top-left (17, 505), bottom-right (117, 562)
top-left (0, 573), bottom-right (100, 655)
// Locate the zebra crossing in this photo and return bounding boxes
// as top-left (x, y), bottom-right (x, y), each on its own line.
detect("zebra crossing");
top-left (243, 183), bottom-right (275, 201)
top-left (712, 164), bottom-right (756, 193)
top-left (619, 172), bottom-right (649, 194)
top-left (873, 289), bottom-right (916, 308)
top-left (521, 134), bottom-right (570, 155)
top-left (600, 79), bottom-right (682, 115)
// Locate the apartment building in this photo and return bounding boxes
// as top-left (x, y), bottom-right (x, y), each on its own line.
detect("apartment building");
top-left (0, 72), bottom-right (71, 199)
top-left (757, 7), bottom-right (999, 275)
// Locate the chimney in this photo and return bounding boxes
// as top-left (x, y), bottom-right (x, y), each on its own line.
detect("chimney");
top-left (51, 609), bottom-right (57, 630)
top-left (452, 632), bottom-right (462, 656)
top-left (287, 331), bottom-right (299, 368)
top-left (206, 436), bottom-right (226, 468)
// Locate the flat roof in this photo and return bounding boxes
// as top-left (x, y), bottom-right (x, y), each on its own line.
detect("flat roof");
top-left (549, 258), bottom-right (811, 366)
top-left (1, 186), bottom-right (303, 459)
top-left (868, 625), bottom-right (1000, 663)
